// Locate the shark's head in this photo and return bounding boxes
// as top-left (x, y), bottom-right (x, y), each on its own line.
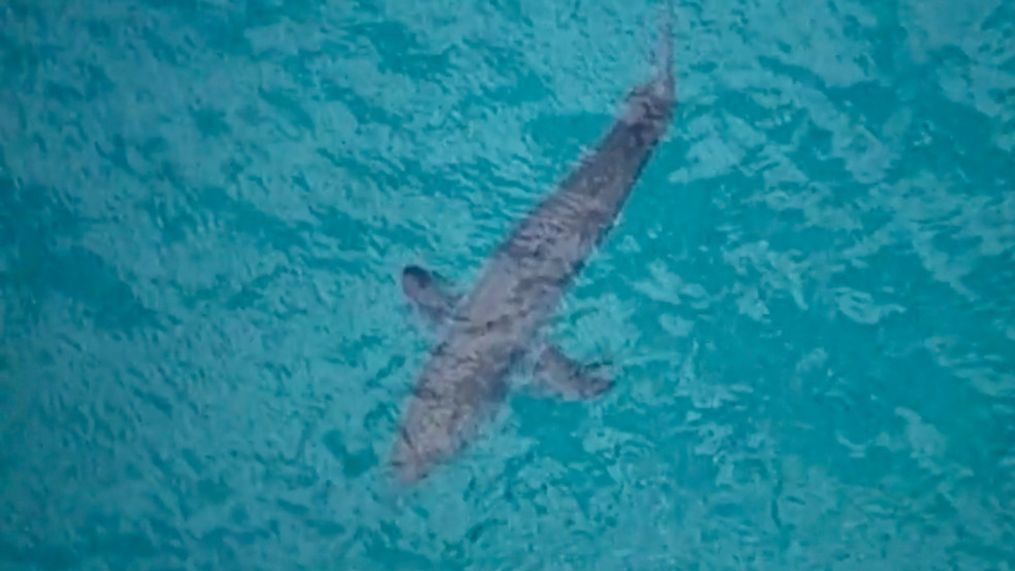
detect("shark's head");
top-left (390, 428), bottom-right (429, 485)
top-left (389, 335), bottom-right (512, 486)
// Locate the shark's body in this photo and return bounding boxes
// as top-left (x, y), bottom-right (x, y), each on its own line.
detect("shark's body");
top-left (392, 19), bottom-right (676, 484)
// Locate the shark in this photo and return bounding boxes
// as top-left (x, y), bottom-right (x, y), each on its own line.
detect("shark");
top-left (391, 16), bottom-right (677, 484)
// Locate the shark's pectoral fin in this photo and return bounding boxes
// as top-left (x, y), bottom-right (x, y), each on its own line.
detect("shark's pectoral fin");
top-left (402, 265), bottom-right (461, 323)
top-left (531, 345), bottom-right (614, 401)
top-left (402, 265), bottom-right (612, 400)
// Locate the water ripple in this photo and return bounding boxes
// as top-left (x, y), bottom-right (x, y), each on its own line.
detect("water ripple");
top-left (1, 0), bottom-right (1012, 569)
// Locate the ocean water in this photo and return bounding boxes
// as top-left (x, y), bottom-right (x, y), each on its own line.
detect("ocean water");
top-left (1, 0), bottom-right (1013, 569)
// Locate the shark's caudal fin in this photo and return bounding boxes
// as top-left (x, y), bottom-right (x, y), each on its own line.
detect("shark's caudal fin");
top-left (655, 6), bottom-right (674, 86)
top-left (649, 5), bottom-right (676, 107)
top-left (401, 265), bottom-right (614, 400)
top-left (619, 7), bottom-right (676, 126)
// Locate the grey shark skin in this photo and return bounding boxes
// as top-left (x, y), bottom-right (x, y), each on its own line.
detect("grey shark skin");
top-left (392, 19), bottom-right (676, 484)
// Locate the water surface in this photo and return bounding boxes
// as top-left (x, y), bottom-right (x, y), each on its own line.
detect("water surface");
top-left (1, 0), bottom-right (1013, 569)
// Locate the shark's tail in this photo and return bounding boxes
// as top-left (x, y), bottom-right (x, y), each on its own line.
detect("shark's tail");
top-left (655, 7), bottom-right (673, 77)
top-left (654, 6), bottom-right (675, 93)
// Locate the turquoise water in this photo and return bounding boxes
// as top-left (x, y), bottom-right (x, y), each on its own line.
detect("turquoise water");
top-left (2, 0), bottom-right (1013, 568)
